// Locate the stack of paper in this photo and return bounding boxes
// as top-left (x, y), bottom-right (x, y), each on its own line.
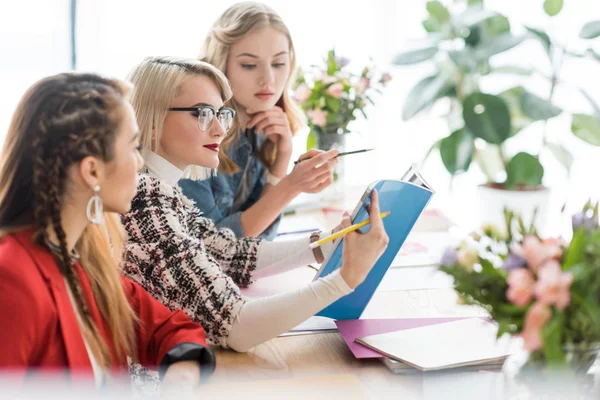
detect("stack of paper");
top-left (381, 357), bottom-right (504, 374)
top-left (355, 318), bottom-right (519, 372)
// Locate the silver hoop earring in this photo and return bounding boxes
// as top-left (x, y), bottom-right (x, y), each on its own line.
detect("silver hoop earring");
top-left (86, 184), bottom-right (103, 225)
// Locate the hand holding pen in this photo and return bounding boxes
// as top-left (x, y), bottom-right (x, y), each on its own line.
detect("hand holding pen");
top-left (283, 148), bottom-right (339, 194)
top-left (294, 148), bottom-right (375, 165)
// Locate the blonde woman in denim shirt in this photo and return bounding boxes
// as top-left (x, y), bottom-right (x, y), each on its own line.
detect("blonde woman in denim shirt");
top-left (179, 2), bottom-right (337, 240)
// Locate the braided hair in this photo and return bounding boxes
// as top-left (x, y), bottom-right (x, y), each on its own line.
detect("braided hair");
top-left (0, 73), bottom-right (137, 368)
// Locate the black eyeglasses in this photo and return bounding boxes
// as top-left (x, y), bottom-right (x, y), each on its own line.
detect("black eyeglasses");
top-left (169, 105), bottom-right (236, 132)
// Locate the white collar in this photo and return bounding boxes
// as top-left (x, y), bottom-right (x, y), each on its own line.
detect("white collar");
top-left (144, 151), bottom-right (184, 187)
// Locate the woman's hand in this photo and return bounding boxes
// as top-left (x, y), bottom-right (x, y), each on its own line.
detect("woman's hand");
top-left (161, 360), bottom-right (200, 398)
top-left (247, 106), bottom-right (293, 155)
top-left (339, 190), bottom-right (389, 289)
top-left (283, 149), bottom-right (339, 194)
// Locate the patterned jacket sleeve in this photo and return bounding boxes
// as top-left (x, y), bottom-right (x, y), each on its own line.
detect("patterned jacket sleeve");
top-left (180, 191), bottom-right (262, 288)
top-left (121, 175), bottom-right (255, 348)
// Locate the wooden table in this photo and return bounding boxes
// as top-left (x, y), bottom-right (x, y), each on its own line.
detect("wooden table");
top-left (204, 288), bottom-right (496, 399)
top-left (202, 206), bottom-right (599, 399)
top-left (205, 287), bottom-right (599, 399)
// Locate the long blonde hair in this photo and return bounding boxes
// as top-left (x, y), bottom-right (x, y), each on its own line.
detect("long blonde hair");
top-left (201, 1), bottom-right (305, 173)
top-left (0, 73), bottom-right (137, 368)
top-left (127, 56), bottom-right (233, 180)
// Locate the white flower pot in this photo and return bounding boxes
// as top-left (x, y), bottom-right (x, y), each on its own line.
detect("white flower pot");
top-left (476, 184), bottom-right (551, 232)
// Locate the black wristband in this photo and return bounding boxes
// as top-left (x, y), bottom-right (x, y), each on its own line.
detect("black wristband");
top-left (159, 342), bottom-right (216, 384)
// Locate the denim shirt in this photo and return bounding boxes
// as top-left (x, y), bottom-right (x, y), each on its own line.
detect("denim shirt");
top-left (178, 129), bottom-right (281, 240)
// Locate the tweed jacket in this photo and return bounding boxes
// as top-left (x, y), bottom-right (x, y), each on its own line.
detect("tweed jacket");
top-left (121, 173), bottom-right (262, 347)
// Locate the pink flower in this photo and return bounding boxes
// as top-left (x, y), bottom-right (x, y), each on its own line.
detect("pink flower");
top-left (321, 73), bottom-right (338, 85)
top-left (326, 83), bottom-right (344, 99)
top-left (522, 303), bottom-right (551, 352)
top-left (521, 236), bottom-right (563, 272)
top-left (543, 237), bottom-right (568, 250)
top-left (506, 268), bottom-right (535, 306)
top-left (355, 77), bottom-right (370, 94)
top-left (534, 260), bottom-right (573, 310)
top-left (307, 109), bottom-right (328, 127)
top-left (380, 72), bottom-right (392, 85)
top-left (294, 83), bottom-right (312, 103)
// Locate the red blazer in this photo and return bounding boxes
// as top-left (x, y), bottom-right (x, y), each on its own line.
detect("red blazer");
top-left (0, 230), bottom-right (211, 380)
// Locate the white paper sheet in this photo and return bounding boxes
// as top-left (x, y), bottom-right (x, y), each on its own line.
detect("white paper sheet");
top-left (357, 319), bottom-right (520, 371)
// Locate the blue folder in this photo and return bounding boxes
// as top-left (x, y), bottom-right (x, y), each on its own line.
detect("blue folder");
top-left (314, 170), bottom-right (434, 320)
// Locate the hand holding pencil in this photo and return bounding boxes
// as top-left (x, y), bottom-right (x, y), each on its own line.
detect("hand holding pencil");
top-left (309, 210), bottom-right (390, 249)
top-left (284, 148), bottom-right (339, 194)
top-left (336, 190), bottom-right (390, 289)
top-left (294, 148), bottom-right (374, 165)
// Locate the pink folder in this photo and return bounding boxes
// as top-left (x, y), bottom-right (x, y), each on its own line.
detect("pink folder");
top-left (336, 317), bottom-right (486, 359)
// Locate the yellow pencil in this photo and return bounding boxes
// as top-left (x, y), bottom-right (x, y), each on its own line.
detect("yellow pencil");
top-left (309, 211), bottom-right (390, 249)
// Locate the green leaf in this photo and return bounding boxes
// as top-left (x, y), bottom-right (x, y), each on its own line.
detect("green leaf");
top-left (505, 152), bottom-right (544, 188)
top-left (455, 8), bottom-right (496, 27)
top-left (325, 96), bottom-right (341, 113)
top-left (496, 303), bottom-right (527, 317)
top-left (463, 92), bottom-right (512, 144)
top-left (580, 21), bottom-right (600, 39)
top-left (484, 15), bottom-right (511, 37)
top-left (543, 0), bottom-right (563, 17)
top-left (526, 26), bottom-right (552, 55)
top-left (578, 87), bottom-right (600, 118)
top-left (564, 228), bottom-right (586, 269)
top-left (491, 66), bottom-right (533, 76)
top-left (475, 145), bottom-right (506, 182)
top-left (575, 294), bottom-right (600, 332)
top-left (439, 128), bottom-right (475, 175)
top-left (306, 130), bottom-right (317, 151)
top-left (499, 87), bottom-right (534, 136)
top-left (464, 26), bottom-right (482, 47)
top-left (542, 314), bottom-right (565, 364)
top-left (567, 264), bottom-right (592, 282)
top-left (571, 114), bottom-right (600, 146)
top-left (545, 142), bottom-right (573, 174)
top-left (448, 49), bottom-right (477, 71)
top-left (402, 75), bottom-right (454, 120)
top-left (326, 50), bottom-right (337, 76)
top-left (474, 34), bottom-right (527, 61)
top-left (423, 18), bottom-right (442, 33)
top-left (426, 1), bottom-right (450, 23)
top-left (393, 46), bottom-right (439, 65)
top-left (519, 89), bottom-right (562, 121)
top-left (586, 48), bottom-right (600, 62)
top-left (468, 0), bottom-right (483, 4)
top-left (496, 320), bottom-right (514, 337)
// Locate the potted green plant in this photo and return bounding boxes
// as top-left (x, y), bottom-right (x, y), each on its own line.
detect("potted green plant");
top-left (393, 0), bottom-right (600, 229)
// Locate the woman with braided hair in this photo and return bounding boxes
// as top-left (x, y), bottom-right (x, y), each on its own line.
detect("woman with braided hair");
top-left (0, 72), bottom-right (215, 391)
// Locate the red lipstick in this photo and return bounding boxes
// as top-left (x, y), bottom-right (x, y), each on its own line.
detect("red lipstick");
top-left (255, 91), bottom-right (274, 100)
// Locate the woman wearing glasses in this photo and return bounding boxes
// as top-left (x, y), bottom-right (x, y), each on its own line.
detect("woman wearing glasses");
top-left (123, 56), bottom-right (389, 352)
top-left (178, 2), bottom-right (336, 240)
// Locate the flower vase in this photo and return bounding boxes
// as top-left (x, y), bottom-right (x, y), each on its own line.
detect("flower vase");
top-left (314, 129), bottom-right (346, 200)
top-left (503, 344), bottom-right (600, 398)
top-left (476, 184), bottom-right (551, 233)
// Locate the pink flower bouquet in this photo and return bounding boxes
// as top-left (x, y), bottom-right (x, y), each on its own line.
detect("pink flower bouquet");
top-left (440, 202), bottom-right (600, 369)
top-left (293, 49), bottom-right (390, 150)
